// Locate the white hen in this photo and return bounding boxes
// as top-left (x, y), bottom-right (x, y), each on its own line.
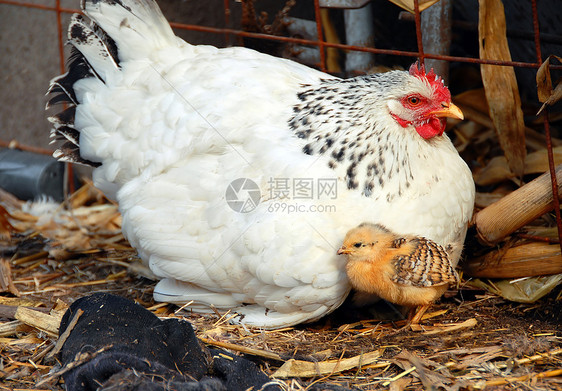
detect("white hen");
top-left (47, 0), bottom-right (475, 328)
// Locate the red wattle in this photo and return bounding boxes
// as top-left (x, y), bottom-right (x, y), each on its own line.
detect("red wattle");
top-left (415, 118), bottom-right (446, 139)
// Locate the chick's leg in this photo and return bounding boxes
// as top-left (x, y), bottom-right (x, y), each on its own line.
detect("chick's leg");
top-left (409, 304), bottom-right (431, 324)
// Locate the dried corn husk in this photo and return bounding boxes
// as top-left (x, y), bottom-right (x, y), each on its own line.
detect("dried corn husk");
top-left (469, 275), bottom-right (562, 303)
top-left (465, 242), bottom-right (562, 279)
top-left (479, 0), bottom-right (526, 177)
top-left (475, 164), bottom-right (562, 244)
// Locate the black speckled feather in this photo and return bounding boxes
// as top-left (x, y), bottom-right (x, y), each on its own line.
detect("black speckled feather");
top-left (289, 74), bottom-right (416, 199)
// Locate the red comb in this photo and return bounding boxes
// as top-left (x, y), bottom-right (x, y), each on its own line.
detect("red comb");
top-left (409, 61), bottom-right (443, 87)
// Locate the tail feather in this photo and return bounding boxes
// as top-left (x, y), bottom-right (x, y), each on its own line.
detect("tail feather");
top-left (46, 48), bottom-right (94, 109)
top-left (47, 0), bottom-right (176, 168)
top-left (45, 89), bottom-right (75, 108)
top-left (83, 0), bottom-right (175, 61)
top-left (51, 126), bottom-right (79, 146)
top-left (48, 106), bottom-right (76, 128)
top-left (52, 142), bottom-right (101, 167)
top-left (67, 13), bottom-right (120, 82)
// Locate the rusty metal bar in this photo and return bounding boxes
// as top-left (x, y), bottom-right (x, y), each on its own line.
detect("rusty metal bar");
top-left (313, 0), bottom-right (327, 72)
top-left (170, 22), bottom-right (561, 70)
top-left (541, 114), bottom-right (562, 247)
top-left (531, 0), bottom-right (562, 251)
top-left (223, 0), bottom-right (231, 46)
top-left (531, 0), bottom-right (543, 63)
top-left (413, 0), bottom-right (424, 65)
top-left (0, 140), bottom-right (53, 156)
top-left (54, 0), bottom-right (75, 195)
top-left (2, 0), bottom-right (561, 71)
top-left (55, 0), bottom-right (65, 75)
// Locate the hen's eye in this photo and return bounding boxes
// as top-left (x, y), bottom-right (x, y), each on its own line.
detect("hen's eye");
top-left (408, 96), bottom-right (422, 106)
top-left (353, 242), bottom-right (363, 248)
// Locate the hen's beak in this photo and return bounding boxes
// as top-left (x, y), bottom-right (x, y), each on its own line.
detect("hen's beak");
top-left (428, 102), bottom-right (464, 120)
top-left (337, 246), bottom-right (351, 255)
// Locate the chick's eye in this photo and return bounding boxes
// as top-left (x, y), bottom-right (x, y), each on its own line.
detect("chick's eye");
top-left (407, 96), bottom-right (422, 106)
top-left (353, 242), bottom-right (363, 248)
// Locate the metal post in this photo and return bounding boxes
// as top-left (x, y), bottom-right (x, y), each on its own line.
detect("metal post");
top-left (343, 2), bottom-right (375, 74)
top-left (420, 0), bottom-right (452, 82)
top-left (421, 0), bottom-right (453, 84)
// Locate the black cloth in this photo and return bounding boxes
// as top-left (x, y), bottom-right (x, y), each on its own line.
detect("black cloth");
top-left (58, 293), bottom-right (354, 391)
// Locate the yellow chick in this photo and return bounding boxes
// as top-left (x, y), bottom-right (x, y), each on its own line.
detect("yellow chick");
top-left (338, 223), bottom-right (459, 324)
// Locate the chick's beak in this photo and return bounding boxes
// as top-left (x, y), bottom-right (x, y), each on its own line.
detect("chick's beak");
top-left (337, 246), bottom-right (351, 255)
top-left (428, 102), bottom-right (464, 120)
